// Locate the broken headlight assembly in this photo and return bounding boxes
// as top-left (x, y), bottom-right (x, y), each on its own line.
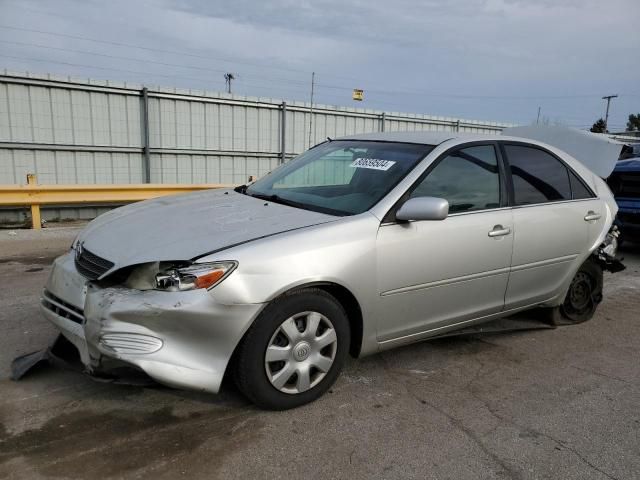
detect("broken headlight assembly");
top-left (154, 261), bottom-right (238, 292)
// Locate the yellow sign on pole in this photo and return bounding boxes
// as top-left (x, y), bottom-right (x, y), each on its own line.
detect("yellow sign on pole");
top-left (352, 89), bottom-right (364, 101)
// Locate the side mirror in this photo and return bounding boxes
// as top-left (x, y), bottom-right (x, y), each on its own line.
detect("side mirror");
top-left (396, 196), bottom-right (449, 222)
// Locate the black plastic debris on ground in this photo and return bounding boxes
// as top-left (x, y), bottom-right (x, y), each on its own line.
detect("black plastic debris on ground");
top-left (11, 334), bottom-right (82, 380)
top-left (11, 334), bottom-right (156, 387)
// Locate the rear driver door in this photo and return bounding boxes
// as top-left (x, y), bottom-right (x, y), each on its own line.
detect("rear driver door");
top-left (501, 142), bottom-right (595, 309)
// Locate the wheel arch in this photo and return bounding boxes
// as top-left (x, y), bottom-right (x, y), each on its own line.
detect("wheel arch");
top-left (228, 281), bottom-right (364, 373)
top-left (297, 281), bottom-right (364, 358)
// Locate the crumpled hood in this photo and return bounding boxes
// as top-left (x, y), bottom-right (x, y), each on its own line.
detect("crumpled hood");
top-left (77, 189), bottom-right (338, 269)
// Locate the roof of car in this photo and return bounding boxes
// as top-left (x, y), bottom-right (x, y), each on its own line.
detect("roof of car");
top-left (335, 131), bottom-right (475, 145)
top-left (337, 126), bottom-right (622, 178)
top-left (337, 130), bottom-right (585, 146)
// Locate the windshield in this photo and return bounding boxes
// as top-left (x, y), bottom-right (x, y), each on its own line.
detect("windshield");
top-left (245, 140), bottom-right (434, 215)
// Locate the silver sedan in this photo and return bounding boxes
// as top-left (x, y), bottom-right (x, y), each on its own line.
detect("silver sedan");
top-left (41, 131), bottom-right (621, 409)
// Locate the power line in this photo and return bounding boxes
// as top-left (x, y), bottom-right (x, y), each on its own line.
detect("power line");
top-left (0, 54), bottom-right (318, 97)
top-left (0, 40), bottom-right (226, 75)
top-left (0, 39), bottom-right (232, 75)
top-left (0, 54), bottom-right (223, 85)
top-left (0, 53), bottom-right (453, 114)
top-left (0, 50), bottom-right (456, 103)
top-left (316, 82), bottom-right (639, 100)
top-left (0, 39), bottom-right (312, 88)
top-left (0, 22), bottom-right (427, 89)
top-left (0, 24), bottom-right (313, 76)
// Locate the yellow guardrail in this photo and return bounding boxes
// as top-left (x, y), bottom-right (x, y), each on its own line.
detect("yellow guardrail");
top-left (0, 174), bottom-right (236, 229)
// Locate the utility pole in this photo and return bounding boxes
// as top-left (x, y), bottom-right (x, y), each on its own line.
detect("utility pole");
top-left (536, 106), bottom-right (541, 125)
top-left (308, 71), bottom-right (315, 149)
top-left (602, 94), bottom-right (618, 133)
top-left (224, 73), bottom-right (235, 94)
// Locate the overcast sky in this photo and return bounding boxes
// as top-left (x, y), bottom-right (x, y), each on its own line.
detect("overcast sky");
top-left (1, 0), bottom-right (638, 129)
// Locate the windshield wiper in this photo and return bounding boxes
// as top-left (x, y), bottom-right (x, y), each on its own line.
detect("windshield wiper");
top-left (244, 190), bottom-right (349, 216)
top-left (246, 192), bottom-right (307, 210)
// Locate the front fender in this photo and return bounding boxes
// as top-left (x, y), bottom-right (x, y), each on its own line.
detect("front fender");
top-left (205, 213), bottom-right (382, 357)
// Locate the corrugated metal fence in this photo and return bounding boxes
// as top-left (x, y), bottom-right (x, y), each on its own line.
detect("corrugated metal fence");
top-left (0, 71), bottom-right (512, 222)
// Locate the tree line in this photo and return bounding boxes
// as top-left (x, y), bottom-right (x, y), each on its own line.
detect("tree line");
top-left (591, 114), bottom-right (640, 133)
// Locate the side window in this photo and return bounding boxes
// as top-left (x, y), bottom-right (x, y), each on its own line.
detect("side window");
top-left (410, 145), bottom-right (501, 213)
top-left (504, 145), bottom-right (571, 205)
top-left (569, 170), bottom-right (595, 199)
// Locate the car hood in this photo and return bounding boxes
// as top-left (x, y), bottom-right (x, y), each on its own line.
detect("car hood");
top-left (76, 189), bottom-right (338, 269)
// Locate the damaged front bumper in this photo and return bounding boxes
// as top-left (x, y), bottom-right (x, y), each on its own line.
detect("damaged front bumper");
top-left (37, 251), bottom-right (264, 393)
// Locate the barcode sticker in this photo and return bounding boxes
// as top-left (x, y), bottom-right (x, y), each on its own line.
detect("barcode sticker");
top-left (349, 158), bottom-right (396, 171)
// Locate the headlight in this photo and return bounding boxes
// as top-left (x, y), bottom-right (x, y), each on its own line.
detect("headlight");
top-left (154, 261), bottom-right (237, 292)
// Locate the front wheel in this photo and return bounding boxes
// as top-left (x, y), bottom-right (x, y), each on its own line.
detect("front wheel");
top-left (547, 258), bottom-right (603, 325)
top-left (234, 288), bottom-right (350, 410)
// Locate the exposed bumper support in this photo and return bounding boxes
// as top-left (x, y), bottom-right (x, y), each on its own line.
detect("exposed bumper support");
top-left (595, 225), bottom-right (626, 273)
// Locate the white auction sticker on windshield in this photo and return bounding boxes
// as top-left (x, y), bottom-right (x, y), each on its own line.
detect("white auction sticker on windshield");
top-left (349, 158), bottom-right (396, 171)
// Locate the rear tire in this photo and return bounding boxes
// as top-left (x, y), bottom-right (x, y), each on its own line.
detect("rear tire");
top-left (545, 258), bottom-right (603, 325)
top-left (234, 288), bottom-right (350, 410)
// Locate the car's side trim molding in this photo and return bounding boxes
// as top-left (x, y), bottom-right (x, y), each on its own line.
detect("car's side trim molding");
top-left (511, 198), bottom-right (600, 210)
top-left (511, 254), bottom-right (578, 272)
top-left (380, 267), bottom-right (510, 296)
top-left (379, 254), bottom-right (578, 297)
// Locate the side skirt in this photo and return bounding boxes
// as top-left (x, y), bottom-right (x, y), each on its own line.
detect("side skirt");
top-left (377, 300), bottom-right (556, 351)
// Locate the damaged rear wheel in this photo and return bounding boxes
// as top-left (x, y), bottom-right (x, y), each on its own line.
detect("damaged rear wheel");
top-left (547, 258), bottom-right (603, 325)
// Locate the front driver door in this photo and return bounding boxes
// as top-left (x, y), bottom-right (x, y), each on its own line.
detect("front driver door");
top-left (376, 143), bottom-right (514, 345)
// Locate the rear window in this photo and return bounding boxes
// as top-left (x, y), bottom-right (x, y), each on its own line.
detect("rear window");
top-left (569, 171), bottom-right (594, 199)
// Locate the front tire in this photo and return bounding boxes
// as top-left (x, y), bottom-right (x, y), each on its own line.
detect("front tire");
top-left (547, 258), bottom-right (603, 325)
top-left (234, 288), bottom-right (350, 410)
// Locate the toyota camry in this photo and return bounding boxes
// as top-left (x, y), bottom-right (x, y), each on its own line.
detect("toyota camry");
top-left (39, 130), bottom-right (622, 409)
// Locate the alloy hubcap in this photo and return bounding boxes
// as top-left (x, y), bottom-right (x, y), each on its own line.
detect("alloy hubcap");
top-left (265, 311), bottom-right (338, 395)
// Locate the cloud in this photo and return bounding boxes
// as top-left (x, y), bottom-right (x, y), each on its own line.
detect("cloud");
top-left (0, 0), bottom-right (638, 127)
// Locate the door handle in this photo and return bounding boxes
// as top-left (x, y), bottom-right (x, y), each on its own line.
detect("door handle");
top-left (488, 225), bottom-right (511, 237)
top-left (584, 211), bottom-right (601, 222)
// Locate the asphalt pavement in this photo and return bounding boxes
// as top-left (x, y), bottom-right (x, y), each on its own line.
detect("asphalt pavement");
top-left (0, 226), bottom-right (638, 480)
